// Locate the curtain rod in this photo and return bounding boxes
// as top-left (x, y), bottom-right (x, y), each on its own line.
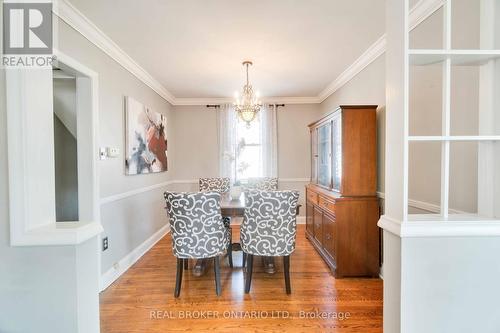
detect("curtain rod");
top-left (206, 104), bottom-right (285, 109)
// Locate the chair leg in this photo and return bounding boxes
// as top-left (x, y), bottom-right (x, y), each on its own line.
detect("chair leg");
top-left (283, 255), bottom-right (291, 294)
top-left (184, 258), bottom-right (188, 270)
top-left (244, 254), bottom-right (254, 294)
top-left (227, 229), bottom-right (233, 268)
top-left (214, 256), bottom-right (221, 296)
top-left (242, 252), bottom-right (247, 268)
top-left (174, 258), bottom-right (183, 298)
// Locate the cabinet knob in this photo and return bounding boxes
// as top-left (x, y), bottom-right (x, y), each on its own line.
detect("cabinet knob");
top-left (325, 234), bottom-right (331, 240)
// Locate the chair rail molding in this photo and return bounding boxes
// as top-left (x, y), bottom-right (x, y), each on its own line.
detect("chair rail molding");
top-left (100, 178), bottom-right (311, 205)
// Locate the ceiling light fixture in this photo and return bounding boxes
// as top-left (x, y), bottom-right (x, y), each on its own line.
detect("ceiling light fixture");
top-left (234, 61), bottom-right (261, 125)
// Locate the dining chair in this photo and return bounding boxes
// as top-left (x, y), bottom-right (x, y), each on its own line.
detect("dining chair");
top-left (163, 191), bottom-right (230, 297)
top-left (199, 177), bottom-right (231, 194)
top-left (245, 177), bottom-right (279, 191)
top-left (199, 177), bottom-right (233, 267)
top-left (240, 190), bottom-right (300, 294)
top-left (242, 177), bottom-right (279, 269)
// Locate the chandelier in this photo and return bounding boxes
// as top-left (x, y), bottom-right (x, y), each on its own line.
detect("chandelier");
top-left (234, 61), bottom-right (261, 125)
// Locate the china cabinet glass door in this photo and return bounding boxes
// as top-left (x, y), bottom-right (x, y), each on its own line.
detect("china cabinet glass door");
top-left (317, 122), bottom-right (332, 188)
top-left (311, 128), bottom-right (318, 183)
top-left (331, 114), bottom-right (342, 191)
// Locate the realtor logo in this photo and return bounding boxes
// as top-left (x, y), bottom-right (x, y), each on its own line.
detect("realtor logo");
top-left (3, 2), bottom-right (52, 55)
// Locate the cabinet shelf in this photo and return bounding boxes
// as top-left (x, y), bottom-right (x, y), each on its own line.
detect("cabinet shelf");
top-left (409, 49), bottom-right (500, 66)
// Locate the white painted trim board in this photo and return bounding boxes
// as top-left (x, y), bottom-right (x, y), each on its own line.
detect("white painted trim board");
top-left (100, 224), bottom-right (170, 291)
top-left (53, 0), bottom-right (443, 106)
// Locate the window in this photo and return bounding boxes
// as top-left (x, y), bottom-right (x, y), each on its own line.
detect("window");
top-left (218, 105), bottom-right (277, 183)
top-left (234, 114), bottom-right (263, 181)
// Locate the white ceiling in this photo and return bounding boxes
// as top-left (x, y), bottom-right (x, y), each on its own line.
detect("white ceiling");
top-left (67, 0), bottom-right (384, 99)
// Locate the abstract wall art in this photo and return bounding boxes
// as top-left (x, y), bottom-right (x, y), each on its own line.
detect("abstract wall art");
top-left (125, 96), bottom-right (168, 175)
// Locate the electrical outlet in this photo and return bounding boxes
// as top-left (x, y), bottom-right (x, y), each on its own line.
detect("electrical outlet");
top-left (102, 237), bottom-right (108, 251)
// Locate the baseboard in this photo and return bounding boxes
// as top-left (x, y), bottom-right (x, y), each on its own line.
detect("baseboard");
top-left (297, 216), bottom-right (306, 224)
top-left (100, 224), bottom-right (170, 291)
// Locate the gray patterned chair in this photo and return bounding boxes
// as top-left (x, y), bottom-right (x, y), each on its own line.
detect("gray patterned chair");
top-left (199, 177), bottom-right (233, 267)
top-left (240, 190), bottom-right (300, 294)
top-left (199, 177), bottom-right (231, 194)
top-left (164, 191), bottom-right (230, 297)
top-left (242, 177), bottom-right (279, 270)
top-left (245, 177), bottom-right (278, 191)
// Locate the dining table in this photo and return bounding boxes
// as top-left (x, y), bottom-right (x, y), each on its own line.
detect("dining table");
top-left (192, 192), bottom-right (301, 276)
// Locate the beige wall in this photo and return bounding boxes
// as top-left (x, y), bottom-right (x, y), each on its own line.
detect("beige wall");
top-left (320, 55), bottom-right (386, 195)
top-left (170, 106), bottom-right (219, 179)
top-left (170, 104), bottom-right (322, 214)
top-left (55, 16), bottom-right (174, 272)
top-left (317, 0), bottom-right (481, 215)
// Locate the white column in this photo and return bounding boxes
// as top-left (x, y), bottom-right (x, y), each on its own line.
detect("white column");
top-left (378, 0), bottom-right (408, 332)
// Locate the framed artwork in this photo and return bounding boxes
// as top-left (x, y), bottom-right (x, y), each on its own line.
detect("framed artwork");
top-left (125, 96), bottom-right (168, 175)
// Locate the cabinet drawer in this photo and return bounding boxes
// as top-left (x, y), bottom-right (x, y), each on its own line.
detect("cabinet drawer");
top-left (318, 195), bottom-right (335, 215)
top-left (322, 212), bottom-right (336, 260)
top-left (307, 190), bottom-right (318, 205)
top-left (313, 206), bottom-right (323, 244)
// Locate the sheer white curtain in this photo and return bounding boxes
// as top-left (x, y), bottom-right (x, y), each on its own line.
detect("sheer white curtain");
top-left (217, 104), bottom-right (237, 183)
top-left (217, 103), bottom-right (278, 182)
top-left (260, 104), bottom-right (278, 178)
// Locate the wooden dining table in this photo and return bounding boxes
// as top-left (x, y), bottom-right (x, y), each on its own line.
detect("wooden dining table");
top-left (192, 193), bottom-right (301, 276)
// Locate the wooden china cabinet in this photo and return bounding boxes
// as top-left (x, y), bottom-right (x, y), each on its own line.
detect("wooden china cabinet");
top-left (306, 105), bottom-right (380, 278)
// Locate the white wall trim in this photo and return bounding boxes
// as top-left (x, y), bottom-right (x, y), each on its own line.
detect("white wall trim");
top-left (100, 180), bottom-right (174, 205)
top-left (296, 216), bottom-right (306, 225)
top-left (279, 178), bottom-right (310, 182)
top-left (100, 224), bottom-right (170, 291)
top-left (100, 178), bottom-right (311, 205)
top-left (53, 0), bottom-right (176, 104)
top-left (378, 215), bottom-right (500, 238)
top-left (318, 35), bottom-right (387, 103)
top-left (174, 96), bottom-right (321, 106)
top-left (317, 0), bottom-right (444, 103)
top-left (409, 0), bottom-right (446, 31)
top-left (377, 191), bottom-right (467, 215)
top-left (52, 0), bottom-right (443, 106)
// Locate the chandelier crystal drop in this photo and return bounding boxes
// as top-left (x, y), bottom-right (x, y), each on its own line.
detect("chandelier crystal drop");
top-left (234, 61), bottom-right (262, 125)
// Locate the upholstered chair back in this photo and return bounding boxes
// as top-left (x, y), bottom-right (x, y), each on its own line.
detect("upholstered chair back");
top-left (164, 191), bottom-right (229, 259)
top-left (245, 177), bottom-right (278, 191)
top-left (240, 190), bottom-right (299, 256)
top-left (199, 177), bottom-right (231, 194)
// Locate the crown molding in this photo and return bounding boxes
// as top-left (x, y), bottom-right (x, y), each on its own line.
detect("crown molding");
top-left (317, 0), bottom-right (444, 103)
top-left (317, 35), bottom-right (387, 103)
top-left (409, 0), bottom-right (446, 31)
top-left (174, 96), bottom-right (321, 106)
top-left (52, 0), bottom-right (443, 107)
top-left (52, 0), bottom-right (176, 104)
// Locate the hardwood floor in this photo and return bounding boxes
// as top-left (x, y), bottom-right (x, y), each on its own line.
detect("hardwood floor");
top-left (100, 225), bottom-right (382, 333)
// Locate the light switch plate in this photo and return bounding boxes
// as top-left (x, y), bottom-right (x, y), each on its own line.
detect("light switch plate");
top-left (106, 147), bottom-right (120, 158)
